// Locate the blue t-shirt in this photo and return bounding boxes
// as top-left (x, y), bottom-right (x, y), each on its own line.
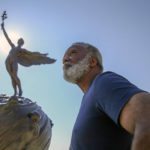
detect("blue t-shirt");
top-left (69, 72), bottom-right (144, 150)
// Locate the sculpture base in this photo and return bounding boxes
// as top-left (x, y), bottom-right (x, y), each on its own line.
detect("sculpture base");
top-left (0, 94), bottom-right (53, 150)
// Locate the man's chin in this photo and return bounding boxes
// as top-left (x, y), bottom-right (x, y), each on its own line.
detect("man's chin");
top-left (63, 74), bottom-right (78, 84)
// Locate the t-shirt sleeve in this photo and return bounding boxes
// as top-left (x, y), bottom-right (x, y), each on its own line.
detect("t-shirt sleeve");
top-left (95, 72), bottom-right (145, 125)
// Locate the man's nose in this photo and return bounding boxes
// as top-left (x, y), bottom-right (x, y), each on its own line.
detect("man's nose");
top-left (63, 55), bottom-right (72, 63)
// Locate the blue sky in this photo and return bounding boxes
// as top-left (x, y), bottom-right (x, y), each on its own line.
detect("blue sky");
top-left (0, 0), bottom-right (150, 150)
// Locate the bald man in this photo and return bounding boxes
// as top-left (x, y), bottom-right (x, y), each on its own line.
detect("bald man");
top-left (63, 42), bottom-right (150, 150)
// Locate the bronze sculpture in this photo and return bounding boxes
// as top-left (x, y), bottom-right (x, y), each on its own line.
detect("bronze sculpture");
top-left (1, 11), bottom-right (56, 96)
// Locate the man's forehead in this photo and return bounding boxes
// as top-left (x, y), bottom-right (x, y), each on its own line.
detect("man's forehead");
top-left (67, 44), bottom-right (88, 52)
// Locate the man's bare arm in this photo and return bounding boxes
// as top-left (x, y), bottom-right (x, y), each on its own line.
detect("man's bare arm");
top-left (1, 23), bottom-right (14, 48)
top-left (120, 92), bottom-right (150, 150)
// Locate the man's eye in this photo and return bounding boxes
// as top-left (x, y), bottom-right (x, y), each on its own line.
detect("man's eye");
top-left (72, 51), bottom-right (77, 54)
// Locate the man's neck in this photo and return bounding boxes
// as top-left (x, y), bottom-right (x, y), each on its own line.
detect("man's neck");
top-left (77, 67), bottom-right (101, 93)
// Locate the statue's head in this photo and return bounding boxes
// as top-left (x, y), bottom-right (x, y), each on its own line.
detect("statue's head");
top-left (17, 38), bottom-right (24, 46)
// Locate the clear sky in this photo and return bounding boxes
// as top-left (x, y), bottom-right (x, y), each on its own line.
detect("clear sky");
top-left (0, 0), bottom-right (150, 150)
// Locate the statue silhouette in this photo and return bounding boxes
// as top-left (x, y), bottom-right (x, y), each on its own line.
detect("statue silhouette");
top-left (1, 11), bottom-right (56, 96)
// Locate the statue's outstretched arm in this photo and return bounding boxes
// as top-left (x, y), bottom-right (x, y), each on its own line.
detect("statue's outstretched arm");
top-left (1, 23), bottom-right (14, 48)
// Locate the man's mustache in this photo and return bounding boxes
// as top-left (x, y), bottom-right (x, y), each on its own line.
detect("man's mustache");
top-left (63, 62), bottom-right (74, 70)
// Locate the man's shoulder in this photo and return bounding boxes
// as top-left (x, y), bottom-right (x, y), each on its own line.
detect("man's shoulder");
top-left (97, 71), bottom-right (125, 78)
top-left (95, 71), bottom-right (127, 84)
top-left (91, 71), bottom-right (133, 93)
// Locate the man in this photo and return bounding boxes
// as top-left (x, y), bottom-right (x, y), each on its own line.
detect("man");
top-left (63, 42), bottom-right (150, 150)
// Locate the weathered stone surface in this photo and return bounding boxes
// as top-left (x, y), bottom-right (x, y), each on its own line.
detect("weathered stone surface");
top-left (0, 95), bottom-right (53, 150)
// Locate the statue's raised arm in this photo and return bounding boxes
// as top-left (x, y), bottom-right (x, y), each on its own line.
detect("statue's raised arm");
top-left (1, 11), bottom-right (14, 48)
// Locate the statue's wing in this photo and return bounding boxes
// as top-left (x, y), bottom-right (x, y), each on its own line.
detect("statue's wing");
top-left (16, 49), bottom-right (56, 67)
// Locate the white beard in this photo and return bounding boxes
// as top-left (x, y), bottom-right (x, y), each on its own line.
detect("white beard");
top-left (63, 55), bottom-right (90, 83)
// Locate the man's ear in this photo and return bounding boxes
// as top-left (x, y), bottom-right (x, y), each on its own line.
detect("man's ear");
top-left (89, 56), bottom-right (97, 67)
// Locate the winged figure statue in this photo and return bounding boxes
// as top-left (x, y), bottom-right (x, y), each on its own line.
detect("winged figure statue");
top-left (1, 11), bottom-right (56, 96)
